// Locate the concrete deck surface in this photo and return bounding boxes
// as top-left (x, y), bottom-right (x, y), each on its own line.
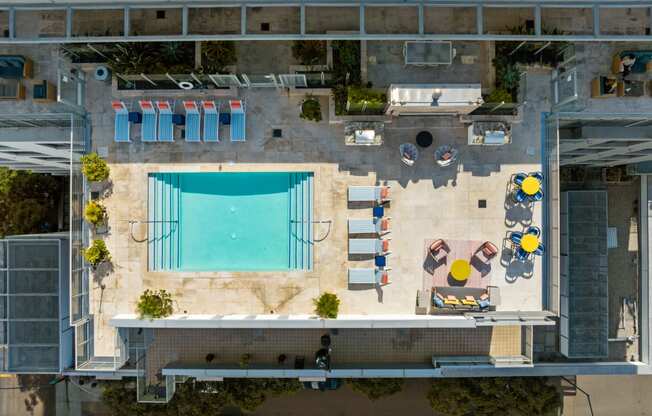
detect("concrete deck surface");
top-left (83, 65), bottom-right (546, 356)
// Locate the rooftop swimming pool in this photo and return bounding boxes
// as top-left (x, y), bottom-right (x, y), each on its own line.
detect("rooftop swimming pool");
top-left (148, 172), bottom-right (313, 271)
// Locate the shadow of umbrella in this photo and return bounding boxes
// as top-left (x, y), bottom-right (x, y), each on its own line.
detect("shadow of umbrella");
top-left (505, 259), bottom-right (534, 283)
top-left (447, 273), bottom-right (467, 287)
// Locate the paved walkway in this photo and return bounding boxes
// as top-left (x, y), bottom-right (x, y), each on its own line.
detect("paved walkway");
top-left (145, 326), bottom-right (521, 380)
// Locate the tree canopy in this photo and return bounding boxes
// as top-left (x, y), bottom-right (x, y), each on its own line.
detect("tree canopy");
top-left (348, 378), bottom-right (404, 401)
top-left (427, 377), bottom-right (561, 416)
top-left (0, 168), bottom-right (62, 237)
top-left (102, 378), bottom-right (302, 415)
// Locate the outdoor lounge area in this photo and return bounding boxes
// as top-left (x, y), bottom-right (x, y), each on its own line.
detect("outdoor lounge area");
top-left (79, 61), bottom-right (550, 360)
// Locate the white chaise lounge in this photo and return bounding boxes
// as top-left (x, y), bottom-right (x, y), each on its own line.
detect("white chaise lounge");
top-left (347, 186), bottom-right (391, 203)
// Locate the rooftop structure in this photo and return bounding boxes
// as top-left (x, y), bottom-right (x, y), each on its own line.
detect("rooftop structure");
top-left (0, 1), bottom-right (651, 43)
top-left (0, 6), bottom-right (651, 406)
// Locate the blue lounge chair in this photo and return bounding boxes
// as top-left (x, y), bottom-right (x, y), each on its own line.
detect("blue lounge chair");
top-left (183, 101), bottom-right (200, 142)
top-left (532, 190), bottom-right (544, 201)
top-left (526, 226), bottom-right (541, 237)
top-left (531, 172), bottom-right (544, 182)
top-left (230, 99), bottom-right (245, 142)
top-left (156, 101), bottom-right (174, 142)
top-left (139, 100), bottom-right (157, 142)
top-left (513, 172), bottom-right (527, 185)
top-left (512, 189), bottom-right (528, 203)
top-left (515, 247), bottom-right (530, 262)
top-left (510, 232), bottom-right (523, 245)
top-left (534, 243), bottom-right (545, 256)
top-left (112, 101), bottom-right (129, 142)
top-left (201, 100), bottom-right (219, 142)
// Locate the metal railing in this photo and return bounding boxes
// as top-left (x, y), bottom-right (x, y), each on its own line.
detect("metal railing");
top-left (0, 2), bottom-right (651, 43)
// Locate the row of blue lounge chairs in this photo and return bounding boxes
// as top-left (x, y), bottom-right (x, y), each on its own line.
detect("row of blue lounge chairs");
top-left (112, 99), bottom-right (246, 143)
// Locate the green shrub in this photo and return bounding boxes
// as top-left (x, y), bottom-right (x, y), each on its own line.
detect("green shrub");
top-left (102, 378), bottom-right (303, 415)
top-left (349, 378), bottom-right (404, 400)
top-left (239, 353), bottom-right (251, 368)
top-left (292, 40), bottom-right (326, 66)
top-left (331, 41), bottom-right (361, 85)
top-left (200, 41), bottom-right (237, 74)
top-left (485, 88), bottom-right (514, 103)
top-left (500, 63), bottom-right (522, 93)
top-left (84, 200), bottom-right (106, 226)
top-left (300, 98), bottom-right (322, 122)
top-left (81, 153), bottom-right (110, 182)
top-left (136, 289), bottom-right (173, 319)
top-left (343, 86), bottom-right (387, 115)
top-left (0, 168), bottom-right (62, 237)
top-left (347, 86), bottom-right (386, 105)
top-left (83, 239), bottom-right (111, 267)
top-left (427, 377), bottom-right (561, 416)
top-left (225, 379), bottom-right (302, 412)
top-left (313, 292), bottom-right (340, 318)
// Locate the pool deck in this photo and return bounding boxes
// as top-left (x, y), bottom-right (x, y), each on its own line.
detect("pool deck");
top-left (87, 72), bottom-right (547, 357)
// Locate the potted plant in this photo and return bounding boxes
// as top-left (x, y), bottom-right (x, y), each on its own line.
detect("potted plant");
top-left (239, 353), bottom-right (251, 368)
top-left (136, 289), bottom-right (173, 319)
top-left (300, 97), bottom-right (322, 122)
top-left (81, 152), bottom-right (110, 183)
top-left (84, 200), bottom-right (107, 229)
top-left (83, 239), bottom-right (111, 269)
top-left (313, 292), bottom-right (340, 319)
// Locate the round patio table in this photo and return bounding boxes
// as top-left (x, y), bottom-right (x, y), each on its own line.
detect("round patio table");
top-left (521, 176), bottom-right (541, 196)
top-left (416, 131), bottom-right (433, 148)
top-left (520, 234), bottom-right (539, 253)
top-left (450, 259), bottom-right (471, 281)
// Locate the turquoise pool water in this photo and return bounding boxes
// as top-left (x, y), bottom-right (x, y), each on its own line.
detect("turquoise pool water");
top-left (148, 172), bottom-right (313, 271)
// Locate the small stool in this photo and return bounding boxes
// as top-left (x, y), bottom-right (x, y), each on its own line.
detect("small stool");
top-left (128, 112), bottom-right (142, 124)
top-left (374, 255), bottom-right (386, 268)
top-left (373, 206), bottom-right (385, 218)
top-left (219, 113), bottom-right (231, 125)
top-left (172, 114), bottom-right (185, 126)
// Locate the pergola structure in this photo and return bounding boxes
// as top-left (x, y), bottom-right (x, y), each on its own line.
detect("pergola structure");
top-left (0, 1), bottom-right (651, 43)
top-left (0, 114), bottom-right (86, 174)
top-left (554, 113), bottom-right (652, 167)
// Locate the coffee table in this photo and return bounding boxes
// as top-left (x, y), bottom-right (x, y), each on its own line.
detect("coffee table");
top-left (450, 259), bottom-right (471, 281)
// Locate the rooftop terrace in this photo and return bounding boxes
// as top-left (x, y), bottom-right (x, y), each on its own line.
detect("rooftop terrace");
top-left (84, 67), bottom-right (547, 356)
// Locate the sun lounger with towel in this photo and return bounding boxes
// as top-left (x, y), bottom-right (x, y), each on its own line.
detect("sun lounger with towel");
top-left (112, 101), bottom-right (129, 142)
top-left (348, 238), bottom-right (390, 255)
top-left (183, 101), bottom-right (200, 142)
top-left (230, 99), bottom-right (245, 142)
top-left (348, 268), bottom-right (390, 285)
top-left (201, 100), bottom-right (219, 142)
top-left (348, 218), bottom-right (390, 235)
top-left (139, 100), bottom-right (157, 142)
top-left (156, 101), bottom-right (174, 142)
top-left (348, 185), bottom-right (391, 203)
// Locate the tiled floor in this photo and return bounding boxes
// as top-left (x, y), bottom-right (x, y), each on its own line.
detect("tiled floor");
top-left (84, 65), bottom-right (547, 357)
top-left (145, 326), bottom-right (522, 378)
